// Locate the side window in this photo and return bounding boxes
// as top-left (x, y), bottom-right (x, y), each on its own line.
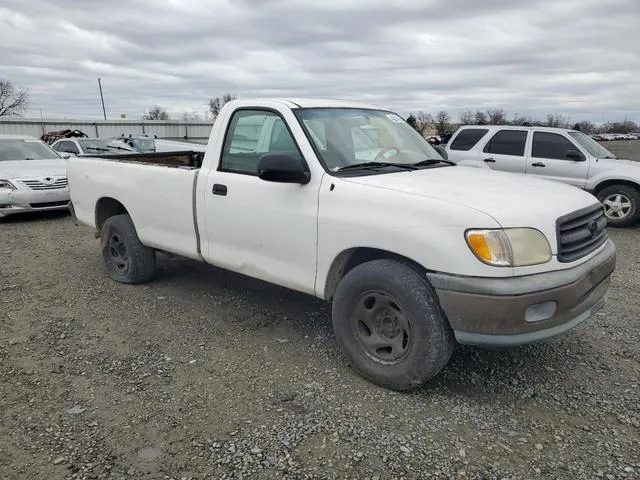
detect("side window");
top-left (449, 128), bottom-right (489, 151)
top-left (483, 130), bottom-right (527, 156)
top-left (221, 110), bottom-right (302, 174)
top-left (532, 132), bottom-right (577, 160)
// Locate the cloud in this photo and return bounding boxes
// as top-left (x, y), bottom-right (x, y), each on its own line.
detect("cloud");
top-left (0, 0), bottom-right (638, 122)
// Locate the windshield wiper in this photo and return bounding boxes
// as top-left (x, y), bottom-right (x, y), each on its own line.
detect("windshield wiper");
top-left (85, 147), bottom-right (111, 152)
top-left (411, 158), bottom-right (456, 167)
top-left (336, 161), bottom-right (418, 172)
top-left (106, 145), bottom-right (133, 151)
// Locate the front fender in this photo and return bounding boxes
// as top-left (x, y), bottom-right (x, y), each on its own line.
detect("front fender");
top-left (314, 177), bottom-right (508, 299)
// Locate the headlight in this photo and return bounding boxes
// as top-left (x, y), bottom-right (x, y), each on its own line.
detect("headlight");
top-left (465, 228), bottom-right (551, 267)
top-left (0, 180), bottom-right (16, 190)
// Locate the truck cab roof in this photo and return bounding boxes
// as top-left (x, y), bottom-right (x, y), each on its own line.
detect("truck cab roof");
top-left (228, 98), bottom-right (380, 110)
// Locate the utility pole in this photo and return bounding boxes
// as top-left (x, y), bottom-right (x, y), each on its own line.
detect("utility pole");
top-left (39, 108), bottom-right (46, 135)
top-left (98, 77), bottom-right (107, 120)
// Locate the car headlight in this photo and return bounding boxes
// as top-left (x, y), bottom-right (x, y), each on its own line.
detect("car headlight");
top-left (0, 180), bottom-right (16, 190)
top-left (465, 228), bottom-right (552, 267)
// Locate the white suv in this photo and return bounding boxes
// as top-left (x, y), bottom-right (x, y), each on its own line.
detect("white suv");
top-left (446, 125), bottom-right (640, 227)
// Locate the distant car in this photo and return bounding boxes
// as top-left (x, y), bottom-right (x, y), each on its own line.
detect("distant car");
top-left (0, 135), bottom-right (70, 218)
top-left (50, 137), bottom-right (137, 156)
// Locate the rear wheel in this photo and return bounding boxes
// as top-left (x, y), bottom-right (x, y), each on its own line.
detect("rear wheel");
top-left (100, 214), bottom-right (156, 284)
top-left (332, 259), bottom-right (455, 391)
top-left (597, 184), bottom-right (640, 228)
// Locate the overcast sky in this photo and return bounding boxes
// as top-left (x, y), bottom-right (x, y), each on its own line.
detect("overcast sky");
top-left (1, 0), bottom-right (639, 122)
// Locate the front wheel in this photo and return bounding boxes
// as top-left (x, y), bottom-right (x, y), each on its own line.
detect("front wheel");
top-left (597, 184), bottom-right (640, 228)
top-left (332, 259), bottom-right (455, 391)
top-left (100, 214), bottom-right (156, 284)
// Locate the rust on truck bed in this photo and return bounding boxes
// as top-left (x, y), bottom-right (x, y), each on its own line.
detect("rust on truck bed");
top-left (78, 150), bottom-right (204, 169)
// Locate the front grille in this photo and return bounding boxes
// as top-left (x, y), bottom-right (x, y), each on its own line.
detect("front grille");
top-left (557, 204), bottom-right (607, 263)
top-left (22, 178), bottom-right (68, 190)
top-left (29, 201), bottom-right (69, 208)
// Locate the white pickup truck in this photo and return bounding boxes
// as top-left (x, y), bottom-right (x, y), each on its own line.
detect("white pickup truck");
top-left (68, 98), bottom-right (616, 391)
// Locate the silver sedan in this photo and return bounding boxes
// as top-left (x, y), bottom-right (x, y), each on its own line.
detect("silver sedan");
top-left (0, 135), bottom-right (70, 218)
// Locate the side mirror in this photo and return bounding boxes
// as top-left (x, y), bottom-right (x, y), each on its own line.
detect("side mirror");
top-left (59, 152), bottom-right (72, 159)
top-left (566, 149), bottom-right (585, 161)
top-left (257, 154), bottom-right (310, 184)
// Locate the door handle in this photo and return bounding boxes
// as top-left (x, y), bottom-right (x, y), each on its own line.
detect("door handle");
top-left (483, 158), bottom-right (496, 163)
top-left (212, 184), bottom-right (227, 196)
top-left (531, 162), bottom-right (546, 167)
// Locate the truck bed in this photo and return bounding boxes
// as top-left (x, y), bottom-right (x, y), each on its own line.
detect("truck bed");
top-left (78, 150), bottom-right (205, 169)
top-left (68, 155), bottom-right (201, 260)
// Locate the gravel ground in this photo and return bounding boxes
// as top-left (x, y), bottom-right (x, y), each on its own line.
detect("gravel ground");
top-left (1, 211), bottom-right (639, 480)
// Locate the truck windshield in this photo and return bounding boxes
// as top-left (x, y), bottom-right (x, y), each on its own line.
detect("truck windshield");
top-left (0, 139), bottom-right (61, 161)
top-left (568, 131), bottom-right (616, 159)
top-left (294, 108), bottom-right (445, 172)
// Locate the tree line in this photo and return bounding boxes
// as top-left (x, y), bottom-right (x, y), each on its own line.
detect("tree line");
top-left (407, 108), bottom-right (638, 136)
top-left (0, 77), bottom-right (637, 135)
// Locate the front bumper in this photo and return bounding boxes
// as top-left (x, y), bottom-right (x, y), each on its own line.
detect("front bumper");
top-left (0, 187), bottom-right (70, 217)
top-left (427, 240), bottom-right (616, 347)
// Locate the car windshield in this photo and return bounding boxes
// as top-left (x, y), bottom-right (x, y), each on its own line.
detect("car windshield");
top-left (132, 138), bottom-right (155, 151)
top-left (78, 139), bottom-right (135, 152)
top-left (0, 139), bottom-right (61, 161)
top-left (294, 108), bottom-right (445, 172)
top-left (568, 131), bottom-right (616, 159)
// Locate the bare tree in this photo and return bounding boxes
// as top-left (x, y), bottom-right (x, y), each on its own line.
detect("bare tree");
top-left (601, 120), bottom-right (637, 134)
top-left (511, 113), bottom-right (534, 126)
top-left (486, 108), bottom-right (507, 125)
top-left (183, 110), bottom-right (203, 122)
top-left (0, 78), bottom-right (29, 117)
top-left (434, 110), bottom-right (451, 135)
top-left (208, 93), bottom-right (237, 120)
top-left (474, 110), bottom-right (488, 125)
top-left (459, 110), bottom-right (475, 125)
top-left (406, 114), bottom-right (419, 131)
top-left (545, 113), bottom-right (569, 128)
top-left (143, 105), bottom-right (170, 120)
top-left (415, 111), bottom-right (433, 134)
top-left (572, 121), bottom-right (596, 133)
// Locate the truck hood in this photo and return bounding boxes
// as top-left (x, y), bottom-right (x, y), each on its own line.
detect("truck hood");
top-left (0, 159), bottom-right (67, 180)
top-left (342, 165), bottom-right (600, 235)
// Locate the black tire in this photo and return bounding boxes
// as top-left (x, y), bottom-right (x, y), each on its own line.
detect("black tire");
top-left (100, 214), bottom-right (156, 284)
top-left (332, 259), bottom-right (455, 391)
top-left (596, 184), bottom-right (640, 228)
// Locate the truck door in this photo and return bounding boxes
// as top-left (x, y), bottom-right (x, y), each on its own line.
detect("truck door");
top-left (525, 131), bottom-right (589, 188)
top-left (200, 108), bottom-right (321, 295)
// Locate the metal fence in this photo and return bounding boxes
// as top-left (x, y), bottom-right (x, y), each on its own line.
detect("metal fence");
top-left (0, 118), bottom-right (214, 144)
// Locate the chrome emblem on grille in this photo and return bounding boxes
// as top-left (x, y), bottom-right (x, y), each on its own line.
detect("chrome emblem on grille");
top-left (588, 220), bottom-right (598, 237)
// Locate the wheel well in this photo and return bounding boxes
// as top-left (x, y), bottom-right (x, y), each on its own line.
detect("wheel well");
top-left (593, 179), bottom-right (640, 196)
top-left (323, 247), bottom-right (427, 301)
top-left (95, 197), bottom-right (128, 230)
